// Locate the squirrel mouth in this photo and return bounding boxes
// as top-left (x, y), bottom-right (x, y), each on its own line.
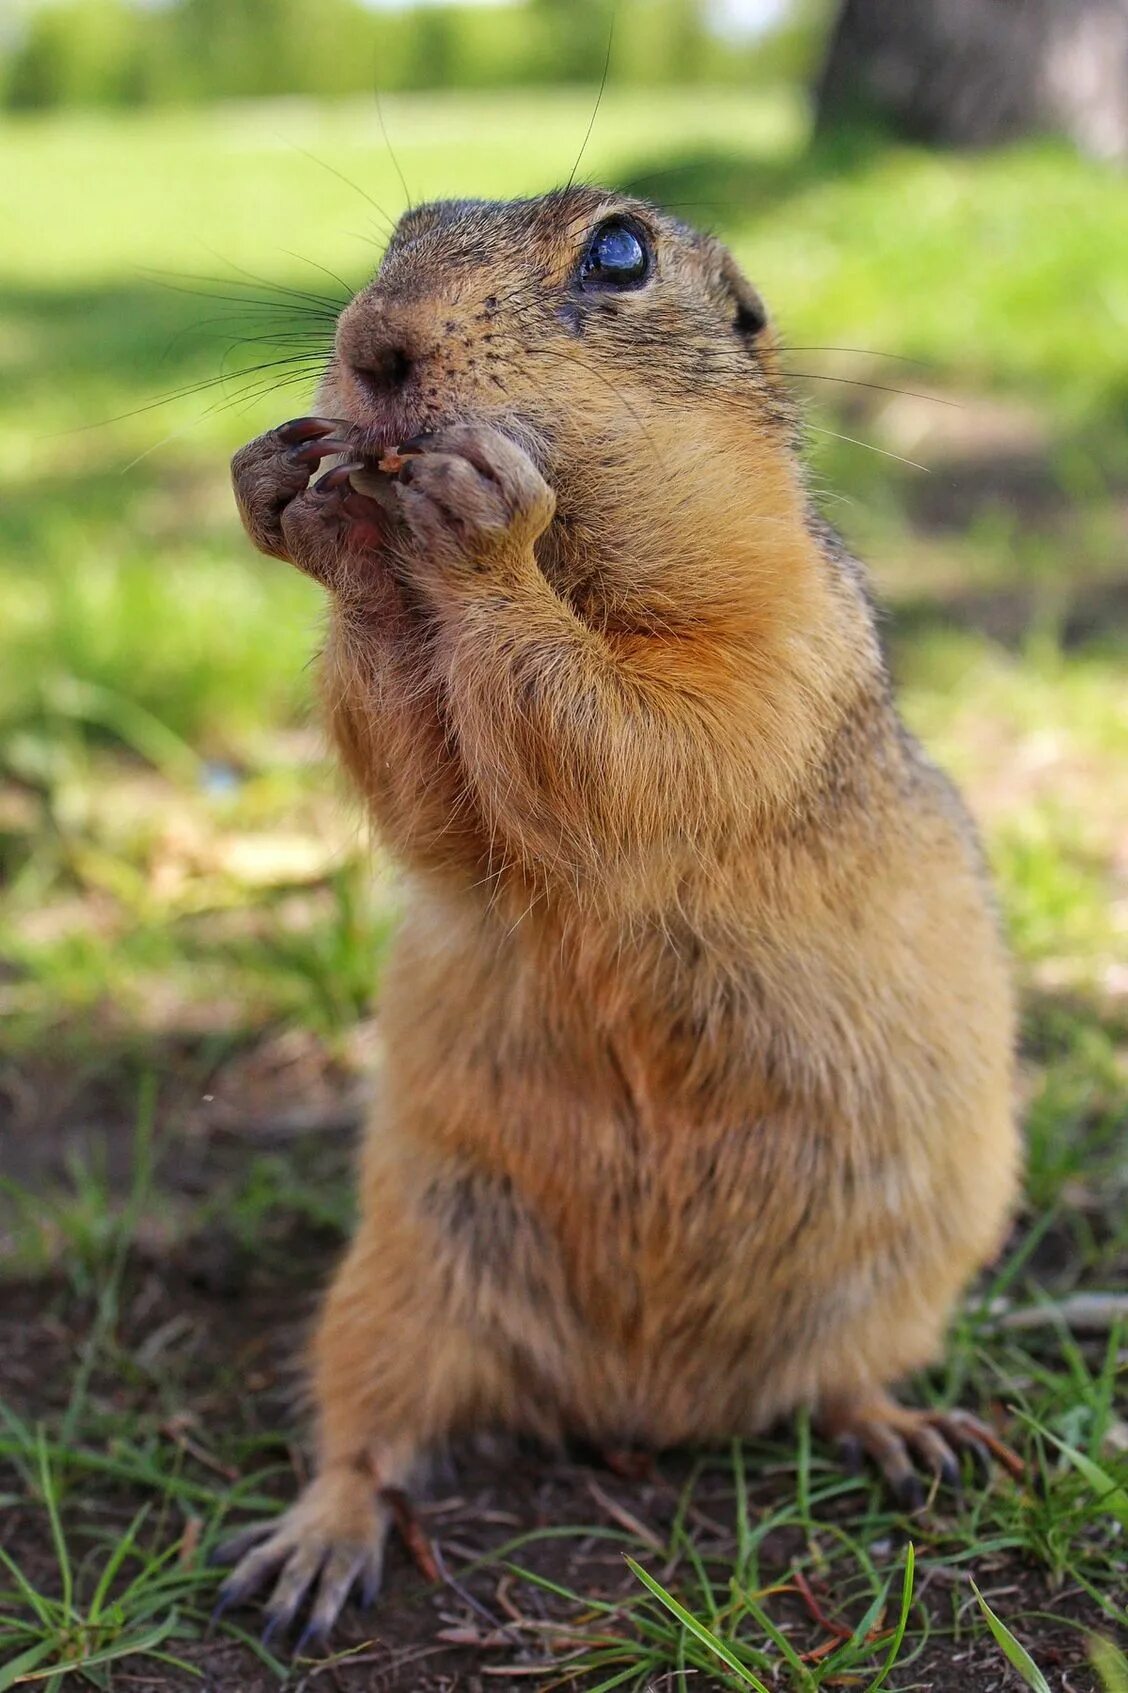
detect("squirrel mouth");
top-left (332, 360), bottom-right (447, 455)
top-left (341, 405), bottom-right (441, 459)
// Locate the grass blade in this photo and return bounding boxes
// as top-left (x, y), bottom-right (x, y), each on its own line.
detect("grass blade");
top-left (865, 1541), bottom-right (915, 1693)
top-left (88, 1502), bottom-right (152, 1621)
top-left (0, 1642), bottom-right (57, 1691)
top-left (0, 1547), bottom-right (58, 1629)
top-left (625, 1557), bottom-right (772, 1692)
top-left (8, 1616), bottom-right (184, 1685)
top-left (972, 1584), bottom-right (1052, 1693)
top-left (1091, 1636), bottom-right (1128, 1693)
top-left (1034, 1425), bottom-right (1128, 1531)
top-left (35, 1434), bottom-right (72, 1620)
top-left (740, 1593), bottom-right (814, 1689)
top-left (848, 1577), bottom-right (892, 1652)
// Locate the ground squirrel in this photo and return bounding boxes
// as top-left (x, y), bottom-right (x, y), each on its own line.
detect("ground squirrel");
top-left (220, 188), bottom-right (1021, 1646)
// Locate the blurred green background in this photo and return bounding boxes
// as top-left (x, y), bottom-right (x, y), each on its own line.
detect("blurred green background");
top-left (0, 0), bottom-right (809, 106)
top-left (2, 0), bottom-right (1125, 1074)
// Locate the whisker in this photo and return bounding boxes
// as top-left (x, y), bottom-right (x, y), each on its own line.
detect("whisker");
top-left (157, 313), bottom-right (336, 364)
top-left (205, 368), bottom-right (321, 416)
top-left (783, 346), bottom-right (934, 368)
top-left (346, 229), bottom-right (388, 252)
top-left (280, 137), bottom-right (398, 236)
top-left (169, 314), bottom-right (334, 342)
top-left (374, 86), bottom-right (412, 213)
top-left (195, 244), bottom-right (350, 312)
top-left (139, 272), bottom-right (340, 320)
top-left (788, 373), bottom-right (962, 407)
top-left (213, 329), bottom-right (334, 351)
top-left (117, 369), bottom-right (321, 472)
top-left (64, 355), bottom-right (329, 434)
top-left (153, 317), bottom-right (329, 373)
top-left (805, 423), bottom-right (930, 473)
top-left (216, 341), bottom-right (328, 383)
top-left (621, 197), bottom-right (741, 212)
top-left (274, 249), bottom-right (360, 305)
top-left (565, 21), bottom-right (615, 193)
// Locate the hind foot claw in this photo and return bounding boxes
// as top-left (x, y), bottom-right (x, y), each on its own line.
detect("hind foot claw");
top-left (211, 1466), bottom-right (392, 1652)
top-left (819, 1390), bottom-right (1023, 1510)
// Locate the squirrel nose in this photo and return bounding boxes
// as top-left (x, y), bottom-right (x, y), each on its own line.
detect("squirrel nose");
top-left (350, 340), bottom-right (413, 397)
top-left (337, 297), bottom-right (425, 399)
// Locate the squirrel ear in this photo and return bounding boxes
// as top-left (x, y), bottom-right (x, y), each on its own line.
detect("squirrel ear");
top-left (710, 247), bottom-right (769, 345)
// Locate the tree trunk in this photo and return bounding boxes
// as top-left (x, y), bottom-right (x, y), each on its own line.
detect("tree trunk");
top-left (814, 0), bottom-right (1128, 161)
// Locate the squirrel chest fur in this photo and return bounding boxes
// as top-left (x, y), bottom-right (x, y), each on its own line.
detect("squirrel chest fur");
top-left (222, 187), bottom-right (1020, 1640)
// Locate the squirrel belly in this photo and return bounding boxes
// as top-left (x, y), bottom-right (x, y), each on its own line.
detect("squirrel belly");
top-left (366, 701), bottom-right (1017, 1452)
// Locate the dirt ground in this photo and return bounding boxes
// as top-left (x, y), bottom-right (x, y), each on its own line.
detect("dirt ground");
top-left (1, 1284), bottom-right (1107, 1693)
top-left (1, 1042), bottom-right (1117, 1693)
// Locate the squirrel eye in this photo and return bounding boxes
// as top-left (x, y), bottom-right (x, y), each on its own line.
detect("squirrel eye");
top-left (580, 219), bottom-right (650, 289)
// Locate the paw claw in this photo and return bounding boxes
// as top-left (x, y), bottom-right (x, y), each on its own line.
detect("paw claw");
top-left (894, 1472), bottom-right (925, 1514)
top-left (233, 417), bottom-right (368, 567)
top-left (947, 1429), bottom-right (992, 1482)
top-left (277, 417), bottom-right (343, 445)
top-left (213, 1532), bottom-right (295, 1618)
top-left (942, 1413), bottom-right (1026, 1482)
top-left (835, 1434), bottom-right (864, 1475)
top-left (389, 421), bottom-right (554, 576)
top-left (214, 1570), bottom-right (259, 1613)
top-left (821, 1395), bottom-right (1022, 1510)
top-left (294, 1622), bottom-right (328, 1660)
top-left (306, 1546), bottom-right (367, 1638)
top-left (905, 1423), bottom-right (961, 1490)
top-left (360, 1567), bottom-right (383, 1609)
top-left (287, 435), bottom-right (354, 466)
top-left (263, 1545), bottom-right (326, 1640)
top-left (939, 1453), bottom-right (962, 1489)
top-left (315, 463), bottom-right (365, 494)
top-left (209, 1473), bottom-right (395, 1645)
top-left (208, 1521), bottom-right (276, 1568)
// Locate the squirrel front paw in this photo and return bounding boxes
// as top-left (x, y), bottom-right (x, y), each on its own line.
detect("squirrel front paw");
top-left (230, 416), bottom-right (389, 591)
top-left (393, 422), bottom-right (556, 588)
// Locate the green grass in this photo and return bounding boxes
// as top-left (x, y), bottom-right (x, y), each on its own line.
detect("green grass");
top-left (1, 85), bottom-right (1126, 1690)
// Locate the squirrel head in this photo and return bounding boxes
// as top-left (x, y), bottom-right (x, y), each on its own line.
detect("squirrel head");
top-left (319, 187), bottom-right (808, 626)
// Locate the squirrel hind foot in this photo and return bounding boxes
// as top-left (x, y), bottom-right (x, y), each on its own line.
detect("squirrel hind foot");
top-left (211, 1463), bottom-right (397, 1651)
top-left (817, 1391), bottom-right (1025, 1511)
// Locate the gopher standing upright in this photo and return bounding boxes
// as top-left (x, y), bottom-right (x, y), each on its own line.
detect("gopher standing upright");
top-left (221, 189), bottom-right (1020, 1642)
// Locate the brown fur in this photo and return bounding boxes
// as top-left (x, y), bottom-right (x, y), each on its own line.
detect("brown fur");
top-left (224, 188), bottom-right (1019, 1629)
